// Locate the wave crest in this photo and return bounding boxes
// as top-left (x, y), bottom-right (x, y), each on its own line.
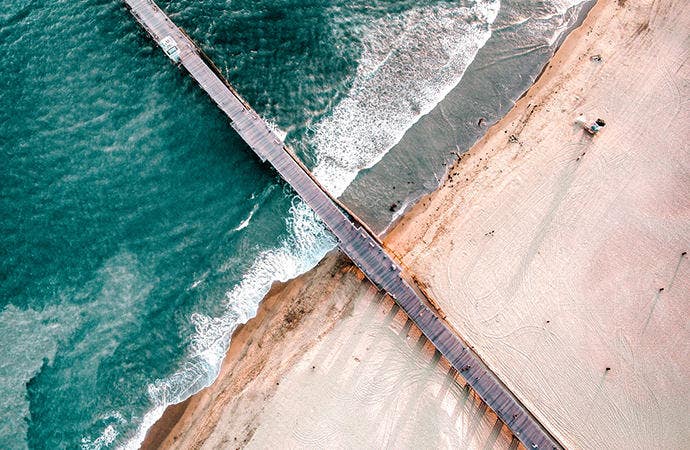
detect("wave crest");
top-left (121, 201), bottom-right (335, 449)
top-left (312, 0), bottom-right (500, 196)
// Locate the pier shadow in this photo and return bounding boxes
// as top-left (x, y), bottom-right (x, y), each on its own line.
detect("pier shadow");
top-left (300, 270), bottom-right (523, 449)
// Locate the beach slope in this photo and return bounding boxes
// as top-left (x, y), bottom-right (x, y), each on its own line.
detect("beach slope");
top-left (388, 0), bottom-right (690, 447)
top-left (143, 0), bottom-right (689, 447)
top-left (143, 253), bottom-right (519, 449)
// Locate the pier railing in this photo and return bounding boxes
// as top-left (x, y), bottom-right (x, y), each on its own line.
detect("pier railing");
top-left (122, 1), bottom-right (562, 448)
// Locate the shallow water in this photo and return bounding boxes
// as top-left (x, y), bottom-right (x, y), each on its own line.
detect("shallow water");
top-left (0, 0), bottom-right (588, 447)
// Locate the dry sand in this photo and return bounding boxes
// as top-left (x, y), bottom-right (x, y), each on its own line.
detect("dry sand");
top-left (388, 0), bottom-right (690, 447)
top-left (145, 253), bottom-right (518, 449)
top-left (243, 280), bottom-right (517, 450)
top-left (143, 0), bottom-right (689, 447)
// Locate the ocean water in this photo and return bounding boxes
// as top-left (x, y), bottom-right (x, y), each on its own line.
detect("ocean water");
top-left (0, 0), bottom-right (589, 448)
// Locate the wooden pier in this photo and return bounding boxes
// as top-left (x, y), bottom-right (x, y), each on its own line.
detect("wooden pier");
top-left (123, 1), bottom-right (561, 448)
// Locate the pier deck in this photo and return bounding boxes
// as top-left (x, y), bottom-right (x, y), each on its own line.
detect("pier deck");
top-left (123, 1), bottom-right (561, 448)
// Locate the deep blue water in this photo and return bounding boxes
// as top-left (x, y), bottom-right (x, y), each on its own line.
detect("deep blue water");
top-left (0, 0), bottom-right (588, 447)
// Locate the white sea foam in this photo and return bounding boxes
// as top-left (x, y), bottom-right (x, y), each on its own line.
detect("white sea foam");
top-left (544, 0), bottom-right (588, 46)
top-left (232, 202), bottom-right (259, 231)
top-left (121, 201), bottom-right (336, 449)
top-left (510, 0), bottom-right (589, 47)
top-left (312, 0), bottom-right (500, 196)
top-left (189, 270), bottom-right (208, 290)
top-left (115, 0), bottom-right (597, 447)
top-left (265, 119), bottom-right (288, 142)
top-left (84, 424), bottom-right (117, 450)
top-left (120, 2), bottom-right (503, 448)
top-left (232, 184), bottom-right (277, 234)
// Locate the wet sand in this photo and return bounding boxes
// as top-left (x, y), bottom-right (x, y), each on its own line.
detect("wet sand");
top-left (387, 0), bottom-right (690, 447)
top-left (143, 0), bottom-right (689, 447)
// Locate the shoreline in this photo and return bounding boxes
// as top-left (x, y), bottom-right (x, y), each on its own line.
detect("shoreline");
top-left (141, 0), bottom-right (689, 447)
top-left (141, 252), bottom-right (357, 448)
top-left (140, 1), bottom-right (602, 446)
top-left (377, 0), bottom-right (595, 241)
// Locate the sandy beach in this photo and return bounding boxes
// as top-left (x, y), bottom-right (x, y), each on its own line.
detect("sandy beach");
top-left (143, 0), bottom-right (689, 447)
top-left (143, 253), bottom-right (518, 449)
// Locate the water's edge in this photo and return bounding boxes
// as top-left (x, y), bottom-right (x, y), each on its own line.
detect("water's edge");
top-left (379, 0), bottom-right (596, 235)
top-left (135, 1), bottom-right (595, 447)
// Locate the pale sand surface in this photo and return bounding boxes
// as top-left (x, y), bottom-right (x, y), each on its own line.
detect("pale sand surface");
top-left (387, 0), bottom-right (690, 447)
top-left (146, 254), bottom-right (518, 449)
top-left (143, 0), bottom-right (689, 447)
top-left (142, 254), bottom-right (359, 449)
top-left (245, 285), bottom-right (515, 450)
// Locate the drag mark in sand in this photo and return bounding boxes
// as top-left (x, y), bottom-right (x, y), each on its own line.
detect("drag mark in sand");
top-left (641, 251), bottom-right (688, 336)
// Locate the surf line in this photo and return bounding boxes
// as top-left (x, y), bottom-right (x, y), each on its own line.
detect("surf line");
top-left (122, 1), bottom-right (562, 448)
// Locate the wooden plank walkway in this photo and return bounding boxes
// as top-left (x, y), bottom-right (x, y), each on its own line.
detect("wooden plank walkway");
top-left (123, 1), bottom-right (562, 448)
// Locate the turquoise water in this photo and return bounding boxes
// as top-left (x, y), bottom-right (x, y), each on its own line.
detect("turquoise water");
top-left (0, 0), bottom-right (588, 448)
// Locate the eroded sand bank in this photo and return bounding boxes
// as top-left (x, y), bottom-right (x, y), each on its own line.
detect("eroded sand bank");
top-left (143, 0), bottom-right (689, 447)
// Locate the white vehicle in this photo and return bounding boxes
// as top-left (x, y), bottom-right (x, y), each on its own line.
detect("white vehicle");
top-left (160, 36), bottom-right (180, 63)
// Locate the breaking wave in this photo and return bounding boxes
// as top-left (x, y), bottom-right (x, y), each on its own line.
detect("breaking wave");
top-left (112, 0), bottom-right (586, 447)
top-left (116, 2), bottom-right (503, 448)
top-left (120, 201), bottom-right (336, 449)
top-left (232, 202), bottom-right (259, 231)
top-left (312, 0), bottom-right (500, 196)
